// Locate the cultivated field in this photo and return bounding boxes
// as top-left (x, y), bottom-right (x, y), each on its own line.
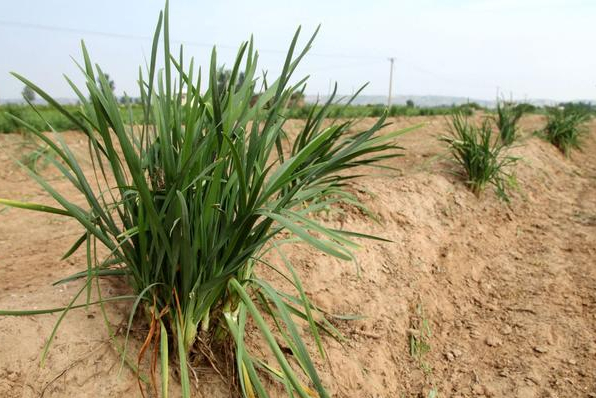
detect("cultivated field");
top-left (1, 114), bottom-right (594, 397)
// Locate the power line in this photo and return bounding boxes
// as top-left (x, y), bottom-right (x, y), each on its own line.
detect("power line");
top-left (0, 19), bottom-right (383, 61)
top-left (303, 60), bottom-right (386, 73)
top-left (0, 19), bottom-right (501, 94)
top-left (0, 20), bottom-right (150, 42)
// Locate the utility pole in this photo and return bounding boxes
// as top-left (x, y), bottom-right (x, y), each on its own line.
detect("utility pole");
top-left (387, 57), bottom-right (395, 108)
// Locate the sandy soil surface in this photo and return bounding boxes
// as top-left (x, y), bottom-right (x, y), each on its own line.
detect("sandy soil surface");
top-left (0, 114), bottom-right (595, 397)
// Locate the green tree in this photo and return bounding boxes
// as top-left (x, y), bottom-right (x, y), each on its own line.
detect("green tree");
top-left (216, 67), bottom-right (231, 94)
top-left (216, 67), bottom-right (245, 95)
top-left (97, 73), bottom-right (115, 92)
top-left (22, 86), bottom-right (36, 102)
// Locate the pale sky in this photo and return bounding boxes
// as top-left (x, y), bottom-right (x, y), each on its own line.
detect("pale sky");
top-left (0, 0), bottom-right (594, 102)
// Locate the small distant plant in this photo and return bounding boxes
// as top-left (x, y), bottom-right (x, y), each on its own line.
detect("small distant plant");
top-left (451, 103), bottom-right (475, 116)
top-left (18, 134), bottom-right (54, 172)
top-left (441, 112), bottom-right (518, 199)
top-left (543, 106), bottom-right (590, 156)
top-left (494, 101), bottom-right (525, 145)
top-left (409, 303), bottom-right (432, 374)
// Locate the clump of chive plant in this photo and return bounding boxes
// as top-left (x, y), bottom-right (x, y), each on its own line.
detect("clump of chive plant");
top-left (543, 106), bottom-right (590, 156)
top-left (441, 112), bottom-right (518, 199)
top-left (494, 100), bottom-right (525, 145)
top-left (0, 3), bottom-right (411, 398)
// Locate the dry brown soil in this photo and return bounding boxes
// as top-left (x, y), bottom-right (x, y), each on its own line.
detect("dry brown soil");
top-left (0, 115), bottom-right (595, 397)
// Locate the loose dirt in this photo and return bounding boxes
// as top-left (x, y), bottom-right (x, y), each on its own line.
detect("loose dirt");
top-left (1, 115), bottom-right (594, 397)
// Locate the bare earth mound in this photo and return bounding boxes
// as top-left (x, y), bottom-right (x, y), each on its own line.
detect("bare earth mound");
top-left (1, 115), bottom-right (594, 397)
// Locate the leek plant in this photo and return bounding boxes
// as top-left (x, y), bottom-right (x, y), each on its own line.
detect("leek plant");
top-left (543, 106), bottom-right (590, 156)
top-left (441, 112), bottom-right (518, 199)
top-left (0, 3), bottom-right (412, 397)
top-left (494, 101), bottom-right (524, 145)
